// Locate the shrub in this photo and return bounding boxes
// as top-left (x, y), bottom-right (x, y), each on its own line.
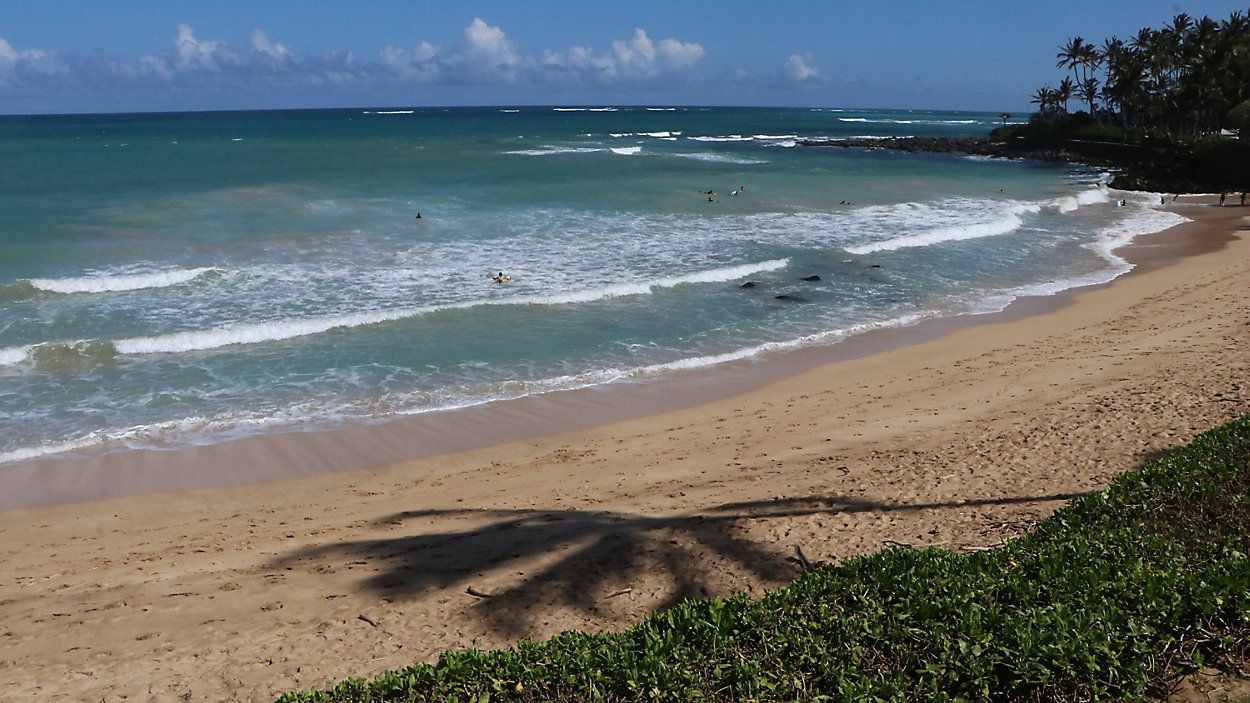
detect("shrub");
top-left (279, 417), bottom-right (1250, 702)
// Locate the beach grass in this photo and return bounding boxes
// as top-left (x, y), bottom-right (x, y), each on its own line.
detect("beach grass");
top-left (277, 416), bottom-right (1250, 702)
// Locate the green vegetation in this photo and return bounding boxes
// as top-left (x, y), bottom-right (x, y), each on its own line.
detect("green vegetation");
top-left (1031, 11), bottom-right (1250, 139)
top-left (279, 417), bottom-right (1250, 702)
top-left (996, 10), bottom-right (1250, 192)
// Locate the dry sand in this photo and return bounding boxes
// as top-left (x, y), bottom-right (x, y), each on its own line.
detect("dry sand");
top-left (1, 198), bottom-right (1247, 702)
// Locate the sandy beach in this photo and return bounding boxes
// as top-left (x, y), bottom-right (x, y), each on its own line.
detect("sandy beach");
top-left (1, 197), bottom-right (1247, 702)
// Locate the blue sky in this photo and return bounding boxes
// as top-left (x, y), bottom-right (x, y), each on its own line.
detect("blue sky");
top-left (1, 1), bottom-right (1247, 114)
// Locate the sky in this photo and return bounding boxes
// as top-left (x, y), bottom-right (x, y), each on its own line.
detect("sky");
top-left (1, 1), bottom-right (1247, 115)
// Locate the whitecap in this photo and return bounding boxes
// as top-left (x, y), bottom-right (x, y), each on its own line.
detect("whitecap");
top-left (846, 203), bottom-right (1040, 255)
top-left (669, 153), bottom-right (766, 165)
top-left (29, 267), bottom-right (217, 294)
top-left (687, 135), bottom-right (754, 142)
top-left (110, 259), bottom-right (791, 356)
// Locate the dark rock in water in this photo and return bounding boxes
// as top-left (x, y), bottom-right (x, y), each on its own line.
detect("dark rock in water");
top-left (774, 294), bottom-right (807, 302)
top-left (740, 281), bottom-right (759, 289)
top-left (869, 264), bottom-right (882, 268)
top-left (800, 275), bottom-right (821, 281)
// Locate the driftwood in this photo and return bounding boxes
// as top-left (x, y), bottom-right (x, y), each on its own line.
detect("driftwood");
top-left (465, 586), bottom-right (495, 599)
top-left (601, 588), bottom-right (633, 600)
top-left (356, 613), bottom-right (379, 627)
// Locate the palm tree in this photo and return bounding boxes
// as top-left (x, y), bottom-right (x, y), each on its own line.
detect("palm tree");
top-left (1057, 36), bottom-right (1091, 86)
top-left (1077, 77), bottom-right (1100, 115)
top-left (1056, 77), bottom-right (1074, 113)
top-left (1034, 9), bottom-right (1250, 139)
top-left (1030, 86), bottom-right (1057, 116)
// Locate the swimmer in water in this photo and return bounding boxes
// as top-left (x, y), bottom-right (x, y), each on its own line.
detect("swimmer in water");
top-left (492, 271), bottom-right (511, 284)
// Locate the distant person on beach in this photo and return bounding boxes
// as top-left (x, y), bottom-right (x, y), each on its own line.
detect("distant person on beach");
top-left (1220, 192), bottom-right (1227, 206)
top-left (1161, 195), bottom-right (1167, 205)
top-left (1242, 192), bottom-right (1247, 206)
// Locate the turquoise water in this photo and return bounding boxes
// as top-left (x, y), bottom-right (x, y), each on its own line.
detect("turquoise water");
top-left (0, 106), bottom-right (1184, 463)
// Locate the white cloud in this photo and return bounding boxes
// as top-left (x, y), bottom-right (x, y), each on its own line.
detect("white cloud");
top-left (0, 36), bottom-right (61, 81)
top-left (612, 29), bottom-right (657, 75)
top-left (175, 23), bottom-right (234, 71)
top-left (251, 29), bottom-right (293, 67)
top-left (656, 37), bottom-right (704, 70)
top-left (380, 42), bottom-right (439, 79)
top-left (785, 53), bottom-right (819, 81)
top-left (0, 20), bottom-right (707, 107)
top-left (454, 17), bottom-right (524, 79)
top-left (541, 28), bottom-right (703, 81)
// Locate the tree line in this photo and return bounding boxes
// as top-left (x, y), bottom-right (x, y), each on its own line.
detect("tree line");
top-left (1031, 10), bottom-right (1250, 139)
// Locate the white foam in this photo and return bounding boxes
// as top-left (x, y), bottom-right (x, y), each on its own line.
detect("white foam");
top-left (837, 117), bottom-right (980, 125)
top-left (110, 259), bottom-right (790, 356)
top-left (552, 107), bottom-right (586, 112)
top-left (687, 135), bottom-right (754, 142)
top-left (752, 134), bottom-right (798, 140)
top-left (114, 308), bottom-right (413, 355)
top-left (633, 313), bottom-right (931, 375)
top-left (499, 109), bottom-right (521, 113)
top-left (505, 146), bottom-right (604, 156)
top-left (1, 299), bottom-right (937, 467)
top-left (1055, 186), bottom-right (1112, 213)
top-left (29, 267), bottom-right (216, 294)
top-left (646, 107), bottom-right (676, 111)
top-left (375, 110), bottom-right (415, 115)
top-left (669, 152), bottom-right (766, 165)
top-left (0, 434), bottom-right (101, 464)
top-left (0, 345), bottom-right (32, 366)
top-left (609, 131), bottom-right (679, 138)
top-left (610, 146), bottom-right (642, 156)
top-left (962, 199), bottom-right (1188, 316)
top-left (588, 107), bottom-right (618, 112)
top-left (846, 203), bottom-right (1039, 255)
top-left (1087, 198), bottom-right (1188, 261)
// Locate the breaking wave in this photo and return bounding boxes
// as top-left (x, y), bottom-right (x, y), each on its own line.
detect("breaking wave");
top-left (27, 267), bottom-right (217, 294)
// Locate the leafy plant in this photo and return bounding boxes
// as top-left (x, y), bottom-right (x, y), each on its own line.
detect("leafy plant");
top-left (278, 416), bottom-right (1250, 702)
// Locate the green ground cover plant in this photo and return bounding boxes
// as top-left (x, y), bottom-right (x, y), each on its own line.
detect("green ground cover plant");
top-left (279, 416), bottom-right (1250, 702)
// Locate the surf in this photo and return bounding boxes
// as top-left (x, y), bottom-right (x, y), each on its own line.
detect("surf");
top-left (27, 267), bottom-right (217, 294)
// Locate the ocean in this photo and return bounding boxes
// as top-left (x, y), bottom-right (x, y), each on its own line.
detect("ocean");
top-left (0, 106), bottom-right (1186, 465)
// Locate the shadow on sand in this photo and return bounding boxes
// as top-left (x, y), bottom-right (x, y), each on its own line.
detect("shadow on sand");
top-left (267, 490), bottom-right (1087, 636)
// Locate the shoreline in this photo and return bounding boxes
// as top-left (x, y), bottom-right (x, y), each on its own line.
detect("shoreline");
top-left (0, 196), bottom-right (1232, 511)
top-left (1, 198), bottom-right (1246, 701)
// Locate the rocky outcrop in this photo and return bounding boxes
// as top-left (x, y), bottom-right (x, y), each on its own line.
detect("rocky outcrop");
top-left (799, 136), bottom-right (1194, 192)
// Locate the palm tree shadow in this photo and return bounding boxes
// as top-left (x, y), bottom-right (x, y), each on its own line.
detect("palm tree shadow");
top-left (267, 491), bottom-right (1086, 636)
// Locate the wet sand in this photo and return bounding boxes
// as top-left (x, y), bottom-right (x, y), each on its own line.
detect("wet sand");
top-left (1, 198), bottom-right (1247, 701)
